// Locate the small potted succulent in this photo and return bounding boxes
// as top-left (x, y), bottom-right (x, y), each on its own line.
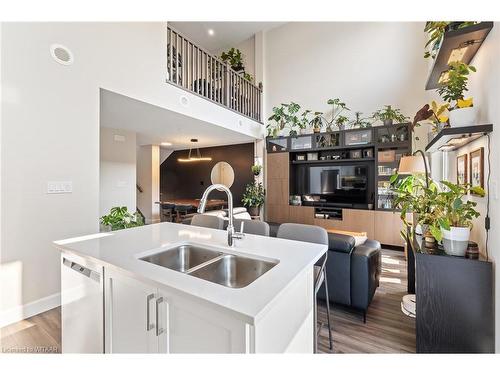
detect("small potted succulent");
top-left (372, 105), bottom-right (409, 126)
top-left (242, 182), bottom-right (266, 217)
top-left (251, 164), bottom-right (262, 177)
top-left (437, 61), bottom-right (476, 127)
top-left (434, 181), bottom-right (485, 256)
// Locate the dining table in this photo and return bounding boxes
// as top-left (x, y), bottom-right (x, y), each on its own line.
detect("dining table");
top-left (156, 199), bottom-right (227, 210)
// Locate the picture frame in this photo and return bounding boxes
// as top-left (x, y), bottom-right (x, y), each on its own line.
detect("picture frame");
top-left (469, 148), bottom-right (484, 192)
top-left (456, 154), bottom-right (468, 185)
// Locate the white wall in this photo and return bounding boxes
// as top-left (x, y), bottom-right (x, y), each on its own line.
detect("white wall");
top-left (0, 22), bottom-right (260, 326)
top-left (137, 145), bottom-right (160, 224)
top-left (263, 22), bottom-right (432, 151)
top-left (99, 127), bottom-right (137, 216)
top-left (458, 23), bottom-right (499, 351)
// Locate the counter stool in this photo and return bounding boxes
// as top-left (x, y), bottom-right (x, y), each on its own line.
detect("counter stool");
top-left (277, 223), bottom-right (333, 352)
top-left (175, 205), bottom-right (194, 223)
top-left (160, 203), bottom-right (176, 222)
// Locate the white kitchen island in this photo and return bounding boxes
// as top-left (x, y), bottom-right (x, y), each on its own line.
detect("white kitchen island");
top-left (54, 222), bottom-right (327, 353)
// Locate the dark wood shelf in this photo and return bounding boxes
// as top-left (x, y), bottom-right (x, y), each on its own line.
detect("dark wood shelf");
top-left (425, 124), bottom-right (493, 152)
top-left (292, 157), bottom-right (374, 164)
top-left (376, 141), bottom-right (411, 149)
top-left (425, 22), bottom-right (494, 90)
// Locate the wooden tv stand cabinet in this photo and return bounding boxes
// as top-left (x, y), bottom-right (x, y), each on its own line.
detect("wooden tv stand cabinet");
top-left (265, 151), bottom-right (405, 247)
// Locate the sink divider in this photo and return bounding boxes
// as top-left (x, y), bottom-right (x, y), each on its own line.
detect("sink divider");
top-left (185, 254), bottom-right (226, 274)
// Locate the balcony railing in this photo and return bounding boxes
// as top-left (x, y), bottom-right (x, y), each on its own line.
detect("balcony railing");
top-left (166, 26), bottom-right (262, 123)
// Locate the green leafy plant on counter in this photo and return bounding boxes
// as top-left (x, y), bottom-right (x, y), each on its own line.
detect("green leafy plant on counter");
top-left (372, 105), bottom-right (409, 126)
top-left (323, 98), bottom-right (350, 131)
top-left (437, 61), bottom-right (476, 109)
top-left (100, 206), bottom-right (144, 231)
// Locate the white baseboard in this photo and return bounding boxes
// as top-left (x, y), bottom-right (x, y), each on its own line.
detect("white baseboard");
top-left (0, 292), bottom-right (61, 328)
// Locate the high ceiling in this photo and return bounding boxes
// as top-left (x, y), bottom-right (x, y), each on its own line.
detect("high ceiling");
top-left (168, 22), bottom-right (284, 53)
top-left (99, 89), bottom-right (255, 150)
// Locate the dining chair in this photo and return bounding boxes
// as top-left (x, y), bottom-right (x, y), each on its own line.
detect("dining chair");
top-left (276, 223), bottom-right (333, 352)
top-left (233, 219), bottom-right (270, 236)
top-left (160, 203), bottom-right (176, 222)
top-left (175, 205), bottom-right (194, 223)
top-left (191, 214), bottom-right (225, 230)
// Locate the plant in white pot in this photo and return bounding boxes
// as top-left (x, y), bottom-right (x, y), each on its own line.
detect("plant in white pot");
top-left (437, 61), bottom-right (477, 127)
top-left (434, 181), bottom-right (485, 256)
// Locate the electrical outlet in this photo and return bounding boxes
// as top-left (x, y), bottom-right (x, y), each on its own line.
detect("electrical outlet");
top-left (47, 181), bottom-right (73, 194)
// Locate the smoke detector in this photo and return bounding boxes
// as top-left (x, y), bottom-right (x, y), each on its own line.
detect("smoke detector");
top-left (50, 44), bottom-right (74, 65)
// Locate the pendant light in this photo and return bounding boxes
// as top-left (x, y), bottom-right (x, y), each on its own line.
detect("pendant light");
top-left (177, 139), bottom-right (212, 162)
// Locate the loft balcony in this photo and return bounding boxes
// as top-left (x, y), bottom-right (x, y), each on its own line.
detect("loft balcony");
top-left (166, 25), bottom-right (263, 123)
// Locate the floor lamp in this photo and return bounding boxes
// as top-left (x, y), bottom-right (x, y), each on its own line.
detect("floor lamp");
top-left (397, 150), bottom-right (430, 317)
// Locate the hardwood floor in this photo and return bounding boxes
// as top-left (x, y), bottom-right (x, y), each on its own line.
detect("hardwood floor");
top-left (0, 249), bottom-right (415, 354)
top-left (317, 249), bottom-right (416, 353)
top-left (1, 307), bottom-right (61, 353)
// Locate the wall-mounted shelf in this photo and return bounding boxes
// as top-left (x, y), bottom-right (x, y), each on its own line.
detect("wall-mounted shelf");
top-left (425, 124), bottom-right (493, 153)
top-left (425, 22), bottom-right (494, 90)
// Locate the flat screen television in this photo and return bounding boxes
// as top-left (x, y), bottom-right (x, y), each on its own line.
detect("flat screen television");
top-left (293, 163), bottom-right (374, 207)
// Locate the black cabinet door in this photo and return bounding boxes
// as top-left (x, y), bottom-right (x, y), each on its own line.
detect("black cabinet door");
top-left (416, 253), bottom-right (494, 353)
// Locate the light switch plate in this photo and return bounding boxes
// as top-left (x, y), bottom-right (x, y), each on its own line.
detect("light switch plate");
top-left (47, 181), bottom-right (73, 194)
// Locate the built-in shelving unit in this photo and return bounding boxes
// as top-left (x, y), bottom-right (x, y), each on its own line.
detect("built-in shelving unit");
top-left (266, 123), bottom-right (412, 213)
top-left (425, 22), bottom-right (494, 90)
top-left (425, 124), bottom-right (493, 152)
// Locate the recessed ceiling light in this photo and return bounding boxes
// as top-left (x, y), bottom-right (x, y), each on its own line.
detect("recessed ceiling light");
top-left (161, 142), bottom-right (172, 146)
top-left (207, 29), bottom-right (215, 36)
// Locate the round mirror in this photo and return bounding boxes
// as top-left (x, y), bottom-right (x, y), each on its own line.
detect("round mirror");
top-left (210, 161), bottom-right (235, 188)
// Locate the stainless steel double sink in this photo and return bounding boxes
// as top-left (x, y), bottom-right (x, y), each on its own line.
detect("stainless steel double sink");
top-left (139, 244), bottom-right (278, 288)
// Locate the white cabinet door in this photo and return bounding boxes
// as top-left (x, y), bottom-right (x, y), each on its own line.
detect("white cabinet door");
top-left (105, 269), bottom-right (159, 353)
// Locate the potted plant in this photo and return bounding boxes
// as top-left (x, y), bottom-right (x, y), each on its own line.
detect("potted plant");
top-left (372, 105), bottom-right (409, 126)
top-left (309, 111), bottom-right (324, 133)
top-left (100, 206), bottom-right (144, 232)
top-left (391, 174), bottom-right (442, 245)
top-left (424, 22), bottom-right (476, 59)
top-left (323, 98), bottom-right (350, 132)
top-left (267, 102), bottom-right (303, 137)
top-left (429, 100), bottom-right (450, 132)
top-left (434, 181), bottom-right (485, 256)
top-left (437, 61), bottom-right (477, 127)
top-left (220, 47), bottom-right (244, 72)
top-left (350, 111), bottom-right (372, 128)
top-left (335, 115), bottom-right (350, 131)
top-left (251, 164), bottom-right (262, 177)
top-left (242, 182), bottom-right (265, 217)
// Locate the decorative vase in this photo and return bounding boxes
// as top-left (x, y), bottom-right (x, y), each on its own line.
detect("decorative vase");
top-left (313, 127), bottom-right (321, 134)
top-left (248, 206), bottom-right (260, 217)
top-left (383, 119), bottom-right (393, 126)
top-left (449, 107), bottom-right (477, 127)
top-left (442, 226), bottom-right (471, 256)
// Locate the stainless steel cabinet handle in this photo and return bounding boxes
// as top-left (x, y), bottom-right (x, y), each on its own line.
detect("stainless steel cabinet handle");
top-left (155, 297), bottom-right (164, 336)
top-left (146, 294), bottom-right (155, 331)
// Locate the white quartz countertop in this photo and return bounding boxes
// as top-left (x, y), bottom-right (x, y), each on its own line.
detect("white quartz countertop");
top-left (54, 222), bottom-right (327, 323)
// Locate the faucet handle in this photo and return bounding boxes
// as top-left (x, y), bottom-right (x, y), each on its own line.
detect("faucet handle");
top-left (239, 221), bottom-right (245, 233)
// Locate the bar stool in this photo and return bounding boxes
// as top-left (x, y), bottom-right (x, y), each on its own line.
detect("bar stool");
top-left (277, 223), bottom-right (333, 352)
top-left (160, 203), bottom-right (176, 222)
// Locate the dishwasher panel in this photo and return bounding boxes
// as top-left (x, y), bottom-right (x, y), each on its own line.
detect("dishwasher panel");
top-left (61, 255), bottom-right (103, 353)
